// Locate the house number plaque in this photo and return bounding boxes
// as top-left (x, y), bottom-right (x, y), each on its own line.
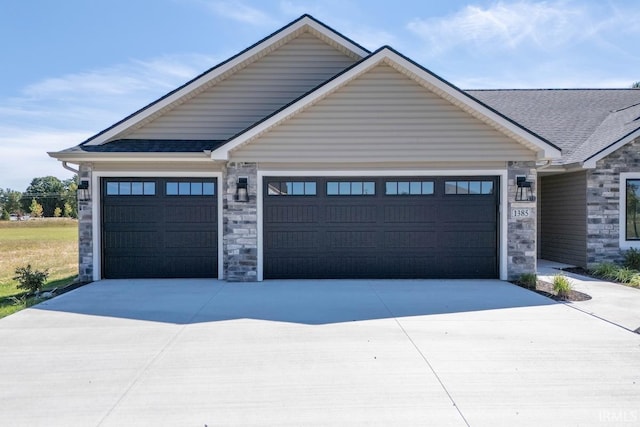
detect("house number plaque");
top-left (511, 208), bottom-right (531, 218)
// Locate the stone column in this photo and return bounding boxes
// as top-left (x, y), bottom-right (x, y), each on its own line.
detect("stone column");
top-left (507, 161), bottom-right (537, 279)
top-left (223, 162), bottom-right (258, 281)
top-left (78, 163), bottom-right (93, 282)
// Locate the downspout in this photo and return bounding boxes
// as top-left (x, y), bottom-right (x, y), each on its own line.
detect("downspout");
top-left (535, 160), bottom-right (553, 170)
top-left (61, 161), bottom-right (79, 174)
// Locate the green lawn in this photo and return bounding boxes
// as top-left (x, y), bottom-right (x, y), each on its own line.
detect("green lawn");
top-left (0, 219), bottom-right (78, 318)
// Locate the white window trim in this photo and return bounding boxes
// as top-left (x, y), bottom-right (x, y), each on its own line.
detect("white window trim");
top-left (619, 172), bottom-right (640, 250)
top-left (257, 169), bottom-right (508, 281)
top-left (92, 171), bottom-right (224, 281)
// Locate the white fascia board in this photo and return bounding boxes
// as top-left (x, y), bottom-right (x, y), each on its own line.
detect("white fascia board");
top-left (86, 17), bottom-right (367, 147)
top-left (304, 18), bottom-right (368, 58)
top-left (582, 129), bottom-right (640, 169)
top-left (213, 47), bottom-right (561, 161)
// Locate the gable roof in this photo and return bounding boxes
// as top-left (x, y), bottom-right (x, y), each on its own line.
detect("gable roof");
top-left (210, 46), bottom-right (561, 161)
top-left (78, 15), bottom-right (368, 148)
top-left (469, 89), bottom-right (640, 166)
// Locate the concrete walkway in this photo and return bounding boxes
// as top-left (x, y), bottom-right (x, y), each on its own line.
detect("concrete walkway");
top-left (0, 278), bottom-right (639, 426)
top-left (538, 259), bottom-right (640, 333)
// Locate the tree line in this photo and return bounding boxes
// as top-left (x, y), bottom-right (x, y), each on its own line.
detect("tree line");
top-left (0, 176), bottom-right (79, 220)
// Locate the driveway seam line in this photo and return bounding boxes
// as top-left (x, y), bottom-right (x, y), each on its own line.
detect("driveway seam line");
top-left (96, 282), bottom-right (228, 426)
top-left (371, 286), bottom-right (471, 427)
top-left (561, 301), bottom-right (638, 334)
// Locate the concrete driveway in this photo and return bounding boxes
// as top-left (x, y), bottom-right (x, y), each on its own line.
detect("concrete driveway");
top-left (0, 279), bottom-right (638, 426)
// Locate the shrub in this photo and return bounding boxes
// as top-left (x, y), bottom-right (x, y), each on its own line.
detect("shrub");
top-left (591, 262), bottom-right (618, 280)
top-left (623, 248), bottom-right (640, 270)
top-left (0, 209), bottom-right (9, 220)
top-left (552, 275), bottom-right (572, 299)
top-left (614, 267), bottom-right (637, 284)
top-left (13, 265), bottom-right (49, 295)
top-left (629, 274), bottom-right (640, 288)
top-left (519, 273), bottom-right (537, 289)
top-left (53, 207), bottom-right (62, 218)
top-left (63, 202), bottom-right (73, 218)
top-left (29, 199), bottom-right (43, 218)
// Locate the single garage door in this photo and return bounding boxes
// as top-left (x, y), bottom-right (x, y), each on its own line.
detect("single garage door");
top-left (102, 178), bottom-right (218, 279)
top-left (264, 176), bottom-right (498, 279)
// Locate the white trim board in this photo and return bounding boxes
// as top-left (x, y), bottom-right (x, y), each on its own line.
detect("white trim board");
top-left (619, 172), bottom-right (640, 250)
top-left (91, 170), bottom-right (223, 281)
top-left (257, 169), bottom-right (509, 281)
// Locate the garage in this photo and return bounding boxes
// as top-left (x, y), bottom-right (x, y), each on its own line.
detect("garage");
top-left (263, 176), bottom-right (498, 279)
top-left (102, 178), bottom-right (218, 279)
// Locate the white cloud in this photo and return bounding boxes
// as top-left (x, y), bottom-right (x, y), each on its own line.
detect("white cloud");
top-left (24, 54), bottom-right (215, 99)
top-left (408, 1), bottom-right (585, 55)
top-left (0, 53), bottom-right (220, 190)
top-left (0, 128), bottom-right (91, 190)
top-left (201, 1), bottom-right (277, 26)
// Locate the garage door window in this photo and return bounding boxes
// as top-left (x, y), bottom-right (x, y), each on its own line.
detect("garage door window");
top-left (385, 181), bottom-right (434, 195)
top-left (267, 181), bottom-right (317, 196)
top-left (445, 180), bottom-right (494, 195)
top-left (327, 181), bottom-right (375, 196)
top-left (166, 182), bottom-right (215, 196)
top-left (106, 181), bottom-right (156, 196)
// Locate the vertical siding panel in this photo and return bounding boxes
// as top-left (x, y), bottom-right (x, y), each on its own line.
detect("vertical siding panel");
top-left (125, 32), bottom-right (356, 140)
top-left (540, 171), bottom-right (587, 267)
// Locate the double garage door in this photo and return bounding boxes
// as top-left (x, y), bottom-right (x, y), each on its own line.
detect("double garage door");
top-left (101, 176), bottom-right (498, 280)
top-left (102, 178), bottom-right (218, 279)
top-left (264, 176), bottom-right (499, 279)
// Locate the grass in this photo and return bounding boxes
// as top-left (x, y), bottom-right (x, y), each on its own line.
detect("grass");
top-left (590, 261), bottom-right (640, 289)
top-left (552, 274), bottom-right (573, 299)
top-left (0, 218), bottom-right (78, 318)
top-left (518, 272), bottom-right (537, 290)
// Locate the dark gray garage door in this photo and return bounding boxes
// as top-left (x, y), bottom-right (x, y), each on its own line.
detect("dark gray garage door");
top-left (264, 176), bottom-right (498, 279)
top-left (102, 178), bottom-right (218, 279)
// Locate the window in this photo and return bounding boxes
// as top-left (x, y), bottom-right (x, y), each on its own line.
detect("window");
top-left (385, 181), bottom-right (434, 195)
top-left (327, 181), bottom-right (375, 196)
top-left (106, 181), bottom-right (156, 196)
top-left (267, 181), bottom-right (317, 196)
top-left (445, 180), bottom-right (494, 195)
top-left (166, 181), bottom-right (215, 196)
top-left (626, 179), bottom-right (640, 240)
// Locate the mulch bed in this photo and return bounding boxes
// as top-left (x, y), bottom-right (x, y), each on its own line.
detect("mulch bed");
top-left (512, 280), bottom-right (592, 302)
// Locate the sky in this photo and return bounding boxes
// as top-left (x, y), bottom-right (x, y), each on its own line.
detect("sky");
top-left (1, 0), bottom-right (639, 191)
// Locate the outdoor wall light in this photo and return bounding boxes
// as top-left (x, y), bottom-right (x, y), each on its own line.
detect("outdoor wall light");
top-left (77, 180), bottom-right (91, 202)
top-left (235, 177), bottom-right (249, 202)
top-left (515, 176), bottom-right (534, 201)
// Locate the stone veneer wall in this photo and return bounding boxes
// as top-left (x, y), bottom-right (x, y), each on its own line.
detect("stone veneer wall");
top-left (507, 161), bottom-right (537, 279)
top-left (586, 137), bottom-right (640, 267)
top-left (78, 163), bottom-right (94, 282)
top-left (223, 162), bottom-right (258, 281)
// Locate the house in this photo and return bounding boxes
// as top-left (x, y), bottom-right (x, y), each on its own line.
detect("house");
top-left (49, 15), bottom-right (640, 283)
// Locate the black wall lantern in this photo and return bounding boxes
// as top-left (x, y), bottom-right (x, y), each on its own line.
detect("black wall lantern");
top-left (235, 177), bottom-right (249, 202)
top-left (77, 180), bottom-right (90, 202)
top-left (515, 176), bottom-right (533, 201)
